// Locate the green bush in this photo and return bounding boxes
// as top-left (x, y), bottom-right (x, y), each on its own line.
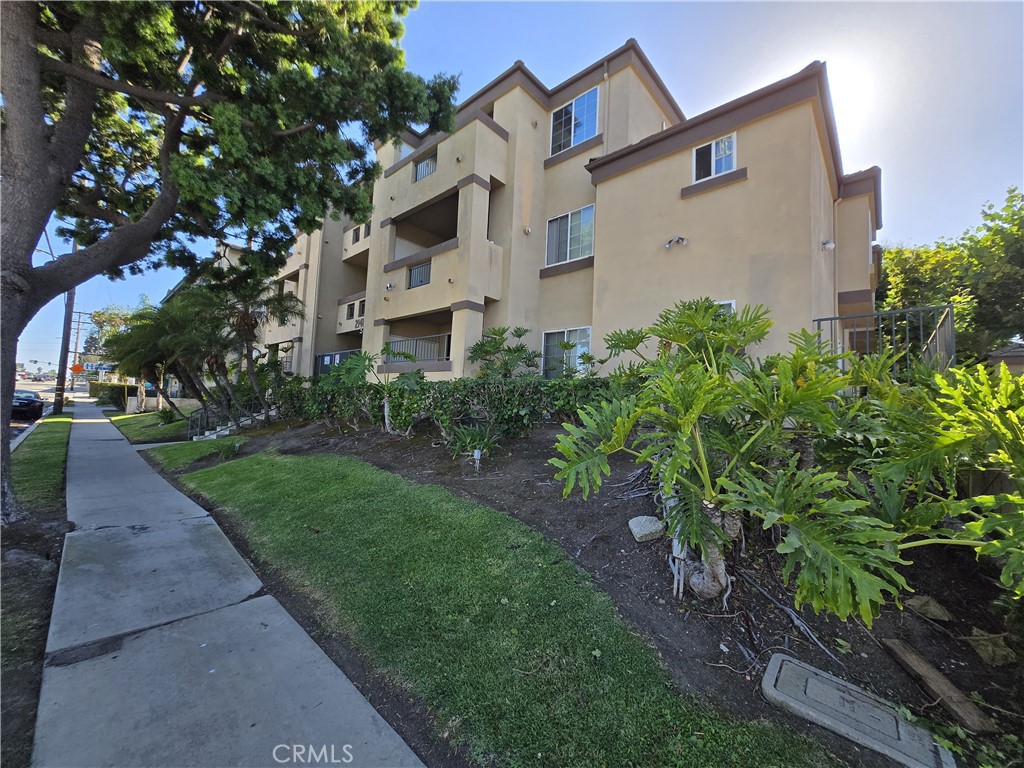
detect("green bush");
top-left (89, 381), bottom-right (138, 403)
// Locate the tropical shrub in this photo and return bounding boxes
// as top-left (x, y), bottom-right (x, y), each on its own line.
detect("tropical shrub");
top-left (550, 298), bottom-right (1024, 626)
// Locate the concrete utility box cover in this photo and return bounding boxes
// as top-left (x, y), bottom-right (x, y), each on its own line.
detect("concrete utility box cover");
top-left (762, 654), bottom-right (956, 768)
top-left (628, 515), bottom-right (666, 542)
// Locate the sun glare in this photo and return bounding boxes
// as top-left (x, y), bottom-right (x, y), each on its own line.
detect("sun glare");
top-left (825, 56), bottom-right (877, 147)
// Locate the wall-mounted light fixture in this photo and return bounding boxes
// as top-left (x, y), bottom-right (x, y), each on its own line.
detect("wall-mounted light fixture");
top-left (522, 226), bottom-right (531, 235)
top-left (664, 236), bottom-right (688, 249)
top-left (385, 282), bottom-right (393, 291)
top-left (821, 240), bottom-right (836, 251)
top-left (448, 277), bottom-right (455, 284)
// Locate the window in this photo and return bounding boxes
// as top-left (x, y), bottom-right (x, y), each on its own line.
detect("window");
top-left (358, 299), bottom-right (366, 317)
top-left (364, 223), bottom-right (371, 239)
top-left (543, 327), bottom-right (592, 379)
top-left (398, 142), bottom-right (414, 160)
top-left (414, 152), bottom-right (437, 182)
top-left (546, 205), bottom-right (595, 266)
top-left (408, 262), bottom-right (431, 288)
top-left (346, 303), bottom-right (356, 320)
top-left (694, 133), bottom-right (736, 182)
top-left (715, 299), bottom-right (736, 314)
top-left (352, 226), bottom-right (360, 244)
top-left (550, 87), bottom-right (598, 155)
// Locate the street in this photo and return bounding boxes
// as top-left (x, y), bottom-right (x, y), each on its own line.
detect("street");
top-left (9, 379), bottom-right (69, 442)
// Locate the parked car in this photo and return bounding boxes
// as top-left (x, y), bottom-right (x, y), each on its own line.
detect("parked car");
top-left (11, 390), bottom-right (46, 421)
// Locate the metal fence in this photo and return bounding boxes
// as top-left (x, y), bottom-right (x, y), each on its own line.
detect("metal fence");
top-left (812, 304), bottom-right (955, 369)
top-left (315, 349), bottom-right (359, 377)
top-left (384, 333), bottom-right (451, 363)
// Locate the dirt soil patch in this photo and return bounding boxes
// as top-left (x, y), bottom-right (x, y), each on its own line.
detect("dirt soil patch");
top-left (1, 515), bottom-right (69, 768)
top-left (156, 419), bottom-right (1022, 767)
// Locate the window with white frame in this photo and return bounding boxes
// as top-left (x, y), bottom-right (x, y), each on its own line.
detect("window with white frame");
top-left (398, 142), bottom-right (414, 160)
top-left (543, 327), bottom-right (592, 379)
top-left (693, 133), bottom-right (736, 182)
top-left (346, 303), bottom-right (356, 320)
top-left (546, 204), bottom-right (595, 266)
top-left (358, 299), bottom-right (366, 317)
top-left (550, 87), bottom-right (598, 155)
top-left (414, 152), bottom-right (437, 182)
top-left (715, 299), bottom-right (736, 314)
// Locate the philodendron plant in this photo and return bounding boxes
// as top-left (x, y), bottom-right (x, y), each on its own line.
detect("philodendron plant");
top-left (551, 299), bottom-right (911, 624)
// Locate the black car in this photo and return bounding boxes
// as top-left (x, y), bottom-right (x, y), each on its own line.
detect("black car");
top-left (11, 390), bottom-right (45, 421)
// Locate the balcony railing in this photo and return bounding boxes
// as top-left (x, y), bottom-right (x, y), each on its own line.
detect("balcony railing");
top-left (385, 333), bottom-right (451, 363)
top-left (812, 305), bottom-right (955, 369)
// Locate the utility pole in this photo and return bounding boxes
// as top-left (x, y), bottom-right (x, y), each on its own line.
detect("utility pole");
top-left (52, 242), bottom-right (77, 415)
top-left (52, 287), bottom-right (76, 415)
top-left (69, 311), bottom-right (92, 391)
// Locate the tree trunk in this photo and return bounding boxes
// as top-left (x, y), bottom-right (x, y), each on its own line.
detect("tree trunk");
top-left (1, 288), bottom-right (34, 526)
top-left (243, 341), bottom-right (271, 425)
top-left (666, 499), bottom-right (742, 601)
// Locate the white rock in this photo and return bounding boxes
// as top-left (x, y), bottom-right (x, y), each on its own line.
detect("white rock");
top-left (628, 516), bottom-right (666, 542)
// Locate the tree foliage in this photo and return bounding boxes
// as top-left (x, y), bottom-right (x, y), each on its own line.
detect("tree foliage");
top-left (1, 0), bottom-right (458, 522)
top-left (879, 188), bottom-right (1024, 361)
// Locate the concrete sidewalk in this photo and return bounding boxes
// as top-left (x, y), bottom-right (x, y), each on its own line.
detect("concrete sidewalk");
top-left (33, 400), bottom-right (423, 768)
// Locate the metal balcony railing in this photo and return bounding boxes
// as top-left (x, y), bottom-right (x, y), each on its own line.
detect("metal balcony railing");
top-left (385, 333), bottom-right (451, 363)
top-left (812, 304), bottom-right (956, 369)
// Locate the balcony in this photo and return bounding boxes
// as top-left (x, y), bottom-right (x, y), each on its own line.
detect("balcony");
top-left (343, 222), bottom-right (372, 263)
top-left (381, 239), bottom-right (503, 320)
top-left (385, 333), bottom-right (452, 364)
top-left (377, 113), bottom-right (508, 220)
top-left (337, 291), bottom-right (367, 333)
top-left (813, 305), bottom-right (955, 370)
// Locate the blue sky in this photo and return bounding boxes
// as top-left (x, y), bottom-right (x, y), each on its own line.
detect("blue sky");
top-left (18, 1), bottom-right (1023, 369)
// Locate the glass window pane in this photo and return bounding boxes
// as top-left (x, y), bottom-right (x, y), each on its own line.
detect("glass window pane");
top-left (543, 331), bottom-right (566, 379)
top-left (547, 215), bottom-right (569, 265)
top-left (579, 205), bottom-right (594, 258)
top-left (714, 136), bottom-right (735, 174)
top-left (695, 144), bottom-right (712, 180)
top-left (408, 262), bottom-right (431, 288)
top-left (550, 105), bottom-right (573, 154)
top-left (572, 88), bottom-right (598, 144)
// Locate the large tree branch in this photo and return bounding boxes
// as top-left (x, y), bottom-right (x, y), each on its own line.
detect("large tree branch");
top-left (48, 20), bottom-right (101, 185)
top-left (70, 200), bottom-right (130, 227)
top-left (224, 1), bottom-right (324, 38)
top-left (38, 55), bottom-right (219, 107)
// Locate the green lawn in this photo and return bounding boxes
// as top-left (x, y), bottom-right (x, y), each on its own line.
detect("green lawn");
top-left (145, 438), bottom-right (246, 472)
top-left (11, 414), bottom-right (73, 518)
top-left (109, 409), bottom-right (193, 443)
top-left (183, 452), bottom-right (835, 768)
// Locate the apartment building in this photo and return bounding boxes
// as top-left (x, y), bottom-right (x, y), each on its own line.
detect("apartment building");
top-left (263, 39), bottom-right (882, 379)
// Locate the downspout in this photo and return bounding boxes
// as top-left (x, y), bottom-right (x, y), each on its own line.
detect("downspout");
top-left (602, 61), bottom-right (610, 147)
top-left (833, 197), bottom-right (840, 317)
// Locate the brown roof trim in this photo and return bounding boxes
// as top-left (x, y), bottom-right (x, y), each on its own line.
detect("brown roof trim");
top-left (539, 256), bottom-right (594, 279)
top-left (377, 360), bottom-right (452, 374)
top-left (383, 237), bottom-right (459, 274)
top-left (841, 166), bottom-right (883, 229)
top-left (543, 134), bottom-right (604, 170)
top-left (291, 336), bottom-right (303, 343)
top-left (373, 318), bottom-right (388, 327)
top-left (838, 289), bottom-right (874, 307)
top-left (457, 174), bottom-right (491, 191)
top-left (383, 107), bottom-right (509, 179)
top-left (390, 39), bottom-right (683, 157)
top-left (477, 111), bottom-right (510, 142)
top-left (680, 167), bottom-right (748, 198)
top-left (379, 217), bottom-right (392, 228)
top-left (450, 300), bottom-right (485, 313)
top-left (337, 290), bottom-right (366, 305)
top-left (587, 65), bottom-right (828, 185)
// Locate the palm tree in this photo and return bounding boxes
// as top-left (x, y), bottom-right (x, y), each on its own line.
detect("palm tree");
top-left (104, 304), bottom-right (189, 420)
top-left (204, 276), bottom-right (304, 423)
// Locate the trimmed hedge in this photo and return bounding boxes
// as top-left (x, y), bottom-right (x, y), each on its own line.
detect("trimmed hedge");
top-left (89, 381), bottom-right (138, 410)
top-left (275, 371), bottom-right (622, 442)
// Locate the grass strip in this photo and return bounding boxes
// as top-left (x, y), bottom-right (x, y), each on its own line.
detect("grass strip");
top-left (109, 410), bottom-right (192, 443)
top-left (145, 438), bottom-right (246, 472)
top-left (11, 414), bottom-right (73, 518)
top-left (183, 452), bottom-right (834, 768)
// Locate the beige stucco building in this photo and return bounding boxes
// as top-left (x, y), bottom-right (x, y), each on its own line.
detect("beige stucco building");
top-left (261, 39), bottom-right (882, 379)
